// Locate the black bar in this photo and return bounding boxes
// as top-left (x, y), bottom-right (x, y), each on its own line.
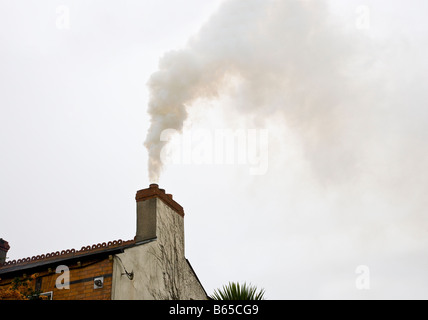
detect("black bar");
top-left (0, 300), bottom-right (406, 318)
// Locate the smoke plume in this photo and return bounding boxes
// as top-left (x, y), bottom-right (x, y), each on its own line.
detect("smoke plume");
top-left (143, 0), bottom-right (409, 184)
top-left (143, 0), bottom-right (428, 298)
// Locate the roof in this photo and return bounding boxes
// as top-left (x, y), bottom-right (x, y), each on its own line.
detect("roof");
top-left (0, 239), bottom-right (135, 275)
top-left (0, 184), bottom-right (183, 275)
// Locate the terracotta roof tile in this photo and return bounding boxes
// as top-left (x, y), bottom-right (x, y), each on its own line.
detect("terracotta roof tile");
top-left (0, 239), bottom-right (135, 270)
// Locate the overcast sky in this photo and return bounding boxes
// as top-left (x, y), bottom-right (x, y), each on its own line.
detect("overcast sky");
top-left (1, 0), bottom-right (428, 299)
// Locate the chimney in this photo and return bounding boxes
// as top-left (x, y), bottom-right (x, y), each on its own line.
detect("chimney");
top-left (135, 184), bottom-right (185, 244)
top-left (0, 238), bottom-right (10, 265)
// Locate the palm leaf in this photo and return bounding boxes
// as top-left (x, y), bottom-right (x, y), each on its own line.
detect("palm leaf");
top-left (211, 282), bottom-right (265, 300)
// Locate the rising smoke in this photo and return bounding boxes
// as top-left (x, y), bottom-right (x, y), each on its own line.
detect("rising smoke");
top-left (143, 0), bottom-right (428, 298)
top-left (144, 0), bottom-right (425, 189)
top-left (144, 0), bottom-right (373, 183)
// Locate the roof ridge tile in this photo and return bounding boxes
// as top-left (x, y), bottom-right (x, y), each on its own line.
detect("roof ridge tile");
top-left (0, 239), bottom-right (135, 269)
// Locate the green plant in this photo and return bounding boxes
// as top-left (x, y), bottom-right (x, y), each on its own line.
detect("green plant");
top-left (211, 282), bottom-right (265, 300)
top-left (0, 274), bottom-right (46, 300)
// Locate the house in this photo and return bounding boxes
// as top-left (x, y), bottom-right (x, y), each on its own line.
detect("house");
top-left (0, 184), bottom-right (208, 300)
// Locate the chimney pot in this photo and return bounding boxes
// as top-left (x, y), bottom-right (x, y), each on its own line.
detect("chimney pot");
top-left (0, 238), bottom-right (10, 265)
top-left (136, 185), bottom-right (184, 216)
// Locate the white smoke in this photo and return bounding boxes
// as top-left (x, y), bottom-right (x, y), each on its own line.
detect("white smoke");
top-left (142, 0), bottom-right (428, 298)
top-left (144, 0), bottom-right (426, 190)
top-left (144, 0), bottom-right (376, 183)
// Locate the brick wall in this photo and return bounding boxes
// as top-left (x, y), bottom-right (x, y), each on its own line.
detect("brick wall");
top-left (0, 257), bottom-right (113, 300)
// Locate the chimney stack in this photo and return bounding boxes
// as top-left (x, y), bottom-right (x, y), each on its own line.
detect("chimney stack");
top-left (0, 238), bottom-right (10, 265)
top-left (134, 184), bottom-right (185, 244)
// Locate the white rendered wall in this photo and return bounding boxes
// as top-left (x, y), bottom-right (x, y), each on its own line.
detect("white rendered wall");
top-left (111, 198), bottom-right (207, 300)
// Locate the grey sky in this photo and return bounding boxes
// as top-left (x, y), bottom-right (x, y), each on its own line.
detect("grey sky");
top-left (1, 0), bottom-right (427, 299)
